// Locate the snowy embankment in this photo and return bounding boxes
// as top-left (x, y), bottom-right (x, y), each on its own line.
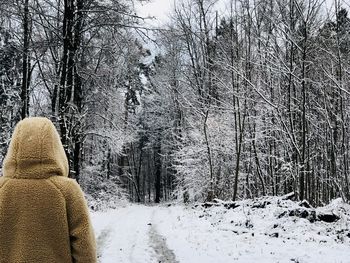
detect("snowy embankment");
top-left (91, 196), bottom-right (350, 263)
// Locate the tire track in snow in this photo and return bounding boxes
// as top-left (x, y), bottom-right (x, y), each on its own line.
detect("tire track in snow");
top-left (96, 227), bottom-right (113, 262)
top-left (94, 206), bottom-right (178, 263)
top-left (149, 209), bottom-right (179, 263)
top-left (95, 206), bottom-right (156, 263)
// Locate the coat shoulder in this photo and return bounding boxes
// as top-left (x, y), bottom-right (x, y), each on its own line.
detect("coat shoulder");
top-left (48, 176), bottom-right (82, 200)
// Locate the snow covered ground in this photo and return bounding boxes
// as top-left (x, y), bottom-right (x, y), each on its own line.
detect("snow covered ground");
top-left (91, 197), bottom-right (350, 263)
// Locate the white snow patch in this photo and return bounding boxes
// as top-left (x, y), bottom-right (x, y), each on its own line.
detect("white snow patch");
top-left (92, 198), bottom-right (350, 263)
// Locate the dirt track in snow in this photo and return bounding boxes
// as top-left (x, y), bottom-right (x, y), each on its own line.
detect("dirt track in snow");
top-left (94, 205), bottom-right (178, 263)
top-left (149, 224), bottom-right (178, 263)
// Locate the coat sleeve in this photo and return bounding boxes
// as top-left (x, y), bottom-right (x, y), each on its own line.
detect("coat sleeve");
top-left (65, 179), bottom-right (97, 263)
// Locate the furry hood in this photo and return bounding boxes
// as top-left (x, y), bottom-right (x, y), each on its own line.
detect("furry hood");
top-left (3, 117), bottom-right (69, 179)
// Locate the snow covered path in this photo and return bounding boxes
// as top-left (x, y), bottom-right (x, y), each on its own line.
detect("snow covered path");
top-left (92, 205), bottom-right (178, 263)
top-left (91, 201), bottom-right (350, 263)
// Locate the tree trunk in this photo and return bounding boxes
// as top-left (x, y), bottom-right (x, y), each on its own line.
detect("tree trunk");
top-left (154, 136), bottom-right (162, 203)
top-left (21, 0), bottom-right (30, 119)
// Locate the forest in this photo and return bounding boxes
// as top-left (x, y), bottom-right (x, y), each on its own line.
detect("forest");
top-left (0, 0), bottom-right (350, 207)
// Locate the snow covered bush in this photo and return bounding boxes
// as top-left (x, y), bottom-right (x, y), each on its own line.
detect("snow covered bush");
top-left (80, 164), bottom-right (129, 211)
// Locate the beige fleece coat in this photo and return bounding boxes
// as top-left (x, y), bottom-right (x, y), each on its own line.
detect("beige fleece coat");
top-left (0, 117), bottom-right (97, 263)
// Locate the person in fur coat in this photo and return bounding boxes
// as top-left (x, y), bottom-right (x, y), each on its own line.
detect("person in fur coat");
top-left (0, 117), bottom-right (97, 263)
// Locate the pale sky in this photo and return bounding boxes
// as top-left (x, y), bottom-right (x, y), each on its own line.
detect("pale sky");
top-left (135, 0), bottom-right (174, 26)
top-left (134, 0), bottom-right (346, 56)
top-left (135, 0), bottom-right (347, 26)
